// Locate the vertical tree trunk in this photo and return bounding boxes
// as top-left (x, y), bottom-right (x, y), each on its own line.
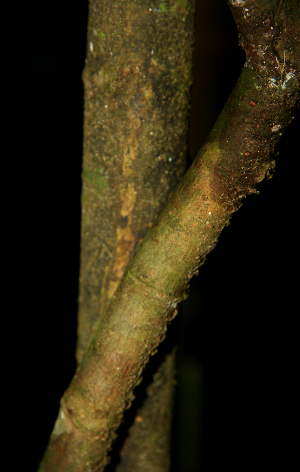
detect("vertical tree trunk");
top-left (78, 1), bottom-right (195, 470)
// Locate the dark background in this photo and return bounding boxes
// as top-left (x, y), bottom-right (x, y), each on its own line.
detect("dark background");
top-left (17, 1), bottom-right (298, 471)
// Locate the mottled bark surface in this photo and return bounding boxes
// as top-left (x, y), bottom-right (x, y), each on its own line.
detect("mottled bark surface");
top-left (111, 348), bottom-right (177, 472)
top-left (76, 1), bottom-right (195, 471)
top-left (78, 0), bottom-right (195, 361)
top-left (38, 1), bottom-right (299, 471)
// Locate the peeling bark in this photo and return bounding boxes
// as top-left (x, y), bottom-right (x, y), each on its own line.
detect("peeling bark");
top-left (38, 1), bottom-right (299, 471)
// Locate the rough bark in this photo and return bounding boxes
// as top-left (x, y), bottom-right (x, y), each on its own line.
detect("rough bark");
top-left (77, 0), bottom-right (194, 361)
top-left (111, 347), bottom-right (177, 472)
top-left (38, 1), bottom-right (299, 471)
top-left (76, 1), bottom-right (195, 470)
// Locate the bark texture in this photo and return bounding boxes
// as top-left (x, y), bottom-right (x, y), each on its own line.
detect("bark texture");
top-left (38, 1), bottom-right (299, 471)
top-left (112, 348), bottom-right (177, 472)
top-left (76, 1), bottom-right (195, 471)
top-left (77, 0), bottom-right (194, 362)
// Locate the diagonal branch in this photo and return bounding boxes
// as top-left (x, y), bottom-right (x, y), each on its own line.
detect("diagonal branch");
top-left (38, 1), bottom-right (299, 471)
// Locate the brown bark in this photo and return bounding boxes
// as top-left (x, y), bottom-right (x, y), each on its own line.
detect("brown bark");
top-left (77, 0), bottom-right (194, 362)
top-left (38, 1), bottom-right (299, 471)
top-left (111, 347), bottom-right (177, 472)
top-left (77, 1), bottom-right (195, 470)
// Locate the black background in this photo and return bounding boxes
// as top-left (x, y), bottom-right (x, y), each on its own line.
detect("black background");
top-left (15, 1), bottom-right (298, 471)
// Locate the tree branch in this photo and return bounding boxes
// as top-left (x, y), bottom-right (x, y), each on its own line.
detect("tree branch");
top-left (38, 1), bottom-right (299, 471)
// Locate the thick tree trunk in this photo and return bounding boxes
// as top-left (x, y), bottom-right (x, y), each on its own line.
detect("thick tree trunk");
top-left (77, 0), bottom-right (195, 361)
top-left (77, 1), bottom-right (195, 471)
